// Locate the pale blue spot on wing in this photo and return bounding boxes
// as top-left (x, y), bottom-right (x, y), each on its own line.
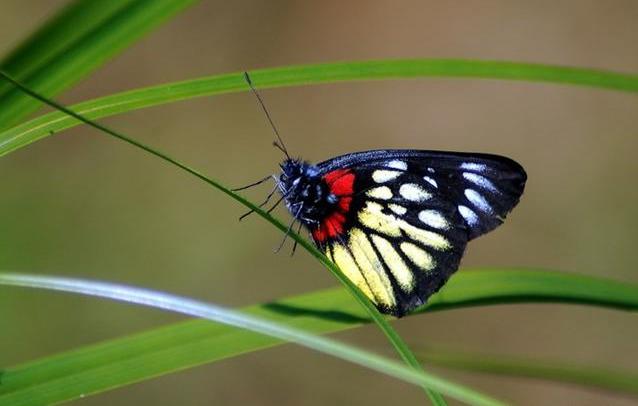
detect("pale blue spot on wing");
top-left (464, 189), bottom-right (493, 213)
top-left (463, 172), bottom-right (498, 193)
top-left (460, 162), bottom-right (487, 172)
top-left (458, 205), bottom-right (479, 225)
top-left (423, 176), bottom-right (438, 188)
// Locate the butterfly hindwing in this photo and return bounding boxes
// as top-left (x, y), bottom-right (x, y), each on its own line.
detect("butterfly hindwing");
top-left (313, 150), bottom-right (526, 316)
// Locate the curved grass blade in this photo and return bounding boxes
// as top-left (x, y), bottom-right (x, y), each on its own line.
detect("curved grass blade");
top-left (0, 0), bottom-right (137, 100)
top-left (0, 272), bottom-right (504, 406)
top-left (418, 349), bottom-right (638, 397)
top-left (1, 59), bottom-right (637, 156)
top-left (1, 268), bottom-right (636, 405)
top-left (0, 0), bottom-right (199, 129)
top-left (0, 70), bottom-right (445, 404)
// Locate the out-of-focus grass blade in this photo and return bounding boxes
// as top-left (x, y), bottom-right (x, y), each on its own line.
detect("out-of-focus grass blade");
top-left (0, 0), bottom-right (199, 129)
top-left (418, 349), bottom-right (638, 397)
top-left (1, 59), bottom-right (637, 156)
top-left (0, 272), bottom-right (504, 406)
top-left (1, 269), bottom-right (636, 405)
top-left (0, 0), bottom-right (136, 100)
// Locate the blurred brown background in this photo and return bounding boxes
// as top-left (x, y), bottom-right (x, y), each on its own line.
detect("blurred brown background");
top-left (1, 1), bottom-right (637, 405)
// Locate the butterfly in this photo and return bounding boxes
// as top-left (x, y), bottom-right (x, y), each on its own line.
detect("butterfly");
top-left (239, 74), bottom-right (527, 317)
top-left (271, 150), bottom-right (526, 317)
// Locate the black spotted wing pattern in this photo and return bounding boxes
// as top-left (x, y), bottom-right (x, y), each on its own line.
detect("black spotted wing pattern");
top-left (314, 149), bottom-right (526, 316)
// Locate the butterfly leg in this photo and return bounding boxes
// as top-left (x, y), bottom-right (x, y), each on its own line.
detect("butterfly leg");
top-left (274, 204), bottom-right (303, 253)
top-left (238, 182), bottom-right (279, 221)
top-left (266, 194), bottom-right (286, 214)
top-left (290, 221), bottom-right (303, 257)
top-left (232, 174), bottom-right (273, 191)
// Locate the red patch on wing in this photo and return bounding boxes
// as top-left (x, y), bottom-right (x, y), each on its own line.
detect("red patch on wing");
top-left (312, 227), bottom-right (327, 242)
top-left (323, 169), bottom-right (349, 185)
top-left (331, 173), bottom-right (354, 196)
top-left (312, 169), bottom-right (356, 243)
top-left (338, 197), bottom-right (352, 212)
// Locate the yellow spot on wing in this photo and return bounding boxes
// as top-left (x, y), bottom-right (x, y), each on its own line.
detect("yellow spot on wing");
top-left (367, 186), bottom-right (393, 200)
top-left (349, 228), bottom-right (396, 307)
top-left (371, 235), bottom-right (414, 292)
top-left (329, 244), bottom-right (375, 300)
top-left (398, 219), bottom-right (451, 250)
top-left (358, 202), bottom-right (451, 250)
top-left (358, 202), bottom-right (401, 237)
top-left (400, 242), bottom-right (435, 271)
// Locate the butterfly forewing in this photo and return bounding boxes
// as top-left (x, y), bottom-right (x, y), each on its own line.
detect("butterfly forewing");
top-left (312, 150), bottom-right (526, 316)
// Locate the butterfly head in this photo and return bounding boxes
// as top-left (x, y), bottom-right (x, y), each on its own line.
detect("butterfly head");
top-left (277, 159), bottom-right (337, 225)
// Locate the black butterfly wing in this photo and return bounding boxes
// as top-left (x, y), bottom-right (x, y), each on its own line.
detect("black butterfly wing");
top-left (319, 149), bottom-right (527, 240)
top-left (314, 149), bottom-right (526, 316)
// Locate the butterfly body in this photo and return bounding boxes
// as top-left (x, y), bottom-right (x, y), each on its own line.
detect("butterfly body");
top-left (275, 150), bottom-right (526, 317)
top-left (278, 159), bottom-right (339, 227)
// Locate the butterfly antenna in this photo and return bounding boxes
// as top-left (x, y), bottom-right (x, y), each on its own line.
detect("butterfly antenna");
top-left (243, 71), bottom-right (290, 159)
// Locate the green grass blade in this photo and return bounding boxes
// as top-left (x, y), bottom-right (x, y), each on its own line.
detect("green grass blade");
top-left (419, 268), bottom-right (638, 311)
top-left (418, 349), bottom-right (638, 397)
top-left (0, 272), bottom-right (503, 406)
top-left (1, 269), bottom-right (635, 405)
top-left (0, 70), bottom-right (445, 404)
top-left (0, 0), bottom-right (137, 101)
top-left (1, 59), bottom-right (637, 157)
top-left (0, 0), bottom-right (199, 129)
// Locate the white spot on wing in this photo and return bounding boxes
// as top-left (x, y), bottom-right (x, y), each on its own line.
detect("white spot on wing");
top-left (418, 210), bottom-right (449, 229)
top-left (386, 160), bottom-right (408, 170)
top-left (458, 205), bottom-right (479, 225)
top-left (367, 186), bottom-right (393, 200)
top-left (427, 167), bottom-right (435, 173)
top-left (460, 162), bottom-right (487, 172)
top-left (423, 176), bottom-right (438, 188)
top-left (399, 183), bottom-right (431, 202)
top-left (388, 204), bottom-right (407, 216)
top-left (372, 170), bottom-right (401, 183)
top-left (464, 189), bottom-right (493, 213)
top-left (463, 172), bottom-right (497, 192)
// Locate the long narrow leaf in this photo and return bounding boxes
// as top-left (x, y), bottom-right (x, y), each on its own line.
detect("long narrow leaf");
top-left (1, 59), bottom-right (637, 156)
top-left (0, 0), bottom-right (137, 100)
top-left (0, 272), bottom-right (503, 406)
top-left (418, 349), bottom-right (638, 397)
top-left (0, 0), bottom-right (199, 129)
top-left (2, 269), bottom-right (636, 405)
